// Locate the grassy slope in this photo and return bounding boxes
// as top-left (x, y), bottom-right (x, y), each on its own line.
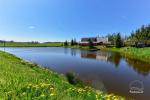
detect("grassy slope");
top-left (0, 42), bottom-right (63, 47)
top-left (0, 51), bottom-right (124, 100)
top-left (98, 46), bottom-right (150, 64)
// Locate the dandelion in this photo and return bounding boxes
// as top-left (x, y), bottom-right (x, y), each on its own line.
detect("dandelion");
top-left (27, 86), bottom-right (30, 89)
top-left (28, 83), bottom-right (32, 86)
top-left (50, 87), bottom-right (54, 90)
top-left (22, 92), bottom-right (26, 95)
top-left (41, 83), bottom-right (45, 88)
top-left (50, 93), bottom-right (55, 96)
top-left (40, 94), bottom-right (45, 97)
top-left (96, 94), bottom-right (99, 100)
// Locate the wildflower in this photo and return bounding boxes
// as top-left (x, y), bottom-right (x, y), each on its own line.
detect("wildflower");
top-left (50, 87), bottom-right (54, 90)
top-left (41, 83), bottom-right (45, 87)
top-left (27, 86), bottom-right (30, 89)
top-left (50, 93), bottom-right (55, 96)
top-left (28, 83), bottom-right (32, 86)
top-left (22, 92), bottom-right (26, 95)
top-left (96, 94), bottom-right (99, 100)
top-left (40, 94), bottom-right (45, 97)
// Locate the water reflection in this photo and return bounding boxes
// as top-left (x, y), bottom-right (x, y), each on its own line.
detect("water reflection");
top-left (126, 58), bottom-right (150, 76)
top-left (71, 48), bottom-right (77, 56)
top-left (80, 50), bottom-right (150, 76)
top-left (81, 50), bottom-right (111, 61)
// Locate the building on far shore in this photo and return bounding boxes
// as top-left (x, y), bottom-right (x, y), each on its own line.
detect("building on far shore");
top-left (79, 37), bottom-right (110, 46)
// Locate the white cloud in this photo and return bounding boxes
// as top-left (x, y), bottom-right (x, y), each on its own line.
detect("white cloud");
top-left (28, 26), bottom-right (35, 29)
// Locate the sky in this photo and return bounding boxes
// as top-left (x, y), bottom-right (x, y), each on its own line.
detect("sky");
top-left (0, 0), bottom-right (150, 42)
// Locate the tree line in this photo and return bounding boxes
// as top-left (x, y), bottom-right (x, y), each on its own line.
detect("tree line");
top-left (127, 24), bottom-right (150, 47)
top-left (64, 23), bottom-right (150, 48)
top-left (64, 39), bottom-right (78, 46)
top-left (107, 24), bottom-right (150, 48)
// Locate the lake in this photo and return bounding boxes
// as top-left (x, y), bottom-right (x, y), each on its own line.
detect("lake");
top-left (0, 47), bottom-right (150, 99)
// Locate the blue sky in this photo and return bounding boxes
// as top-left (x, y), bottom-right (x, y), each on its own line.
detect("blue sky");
top-left (0, 0), bottom-right (150, 42)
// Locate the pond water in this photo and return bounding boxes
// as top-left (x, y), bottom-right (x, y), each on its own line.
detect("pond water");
top-left (0, 47), bottom-right (150, 99)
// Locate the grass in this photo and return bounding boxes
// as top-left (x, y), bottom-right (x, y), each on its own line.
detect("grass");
top-left (0, 42), bottom-right (100, 51)
top-left (0, 51), bottom-right (124, 100)
top-left (0, 42), bottom-right (63, 47)
top-left (65, 45), bottom-right (99, 50)
top-left (98, 46), bottom-right (150, 64)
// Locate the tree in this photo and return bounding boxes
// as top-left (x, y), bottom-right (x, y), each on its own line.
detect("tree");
top-left (64, 40), bottom-right (68, 46)
top-left (73, 38), bottom-right (78, 45)
top-left (88, 39), bottom-right (94, 48)
top-left (71, 39), bottom-right (74, 46)
top-left (115, 33), bottom-right (123, 48)
top-left (107, 33), bottom-right (117, 45)
top-left (128, 24), bottom-right (150, 47)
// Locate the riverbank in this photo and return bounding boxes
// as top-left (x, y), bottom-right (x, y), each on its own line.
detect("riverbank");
top-left (1, 41), bottom-right (149, 64)
top-left (0, 42), bottom-right (100, 51)
top-left (0, 51), bottom-right (124, 99)
top-left (98, 46), bottom-right (150, 64)
top-left (64, 45), bottom-right (100, 51)
top-left (0, 42), bottom-right (63, 47)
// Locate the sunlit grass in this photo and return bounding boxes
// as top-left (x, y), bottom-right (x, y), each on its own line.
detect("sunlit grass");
top-left (0, 42), bottom-right (63, 47)
top-left (99, 46), bottom-right (150, 64)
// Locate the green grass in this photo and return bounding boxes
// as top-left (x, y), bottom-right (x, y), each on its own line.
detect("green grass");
top-left (0, 42), bottom-right (63, 47)
top-left (0, 51), bottom-right (124, 100)
top-left (98, 46), bottom-right (150, 64)
top-left (65, 45), bottom-right (99, 50)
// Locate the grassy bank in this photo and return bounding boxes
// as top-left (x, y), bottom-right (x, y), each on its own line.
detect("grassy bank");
top-left (0, 42), bottom-right (63, 47)
top-left (0, 51), bottom-right (124, 100)
top-left (64, 45), bottom-right (100, 51)
top-left (98, 46), bottom-right (150, 64)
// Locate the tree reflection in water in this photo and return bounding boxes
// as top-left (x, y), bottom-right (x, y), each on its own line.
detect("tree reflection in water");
top-left (80, 50), bottom-right (150, 76)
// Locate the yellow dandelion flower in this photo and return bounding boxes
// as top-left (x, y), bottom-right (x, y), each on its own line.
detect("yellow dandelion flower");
top-left (27, 86), bottom-right (30, 89)
top-left (50, 93), bottom-right (55, 96)
top-left (40, 94), bottom-right (45, 97)
top-left (28, 83), bottom-right (32, 86)
top-left (96, 94), bottom-right (99, 100)
top-left (22, 92), bottom-right (26, 95)
top-left (49, 86), bottom-right (54, 89)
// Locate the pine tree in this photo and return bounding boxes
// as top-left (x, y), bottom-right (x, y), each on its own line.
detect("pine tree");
top-left (115, 33), bottom-right (123, 48)
top-left (64, 40), bottom-right (68, 46)
top-left (71, 39), bottom-right (74, 46)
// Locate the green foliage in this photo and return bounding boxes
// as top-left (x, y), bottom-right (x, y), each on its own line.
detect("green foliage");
top-left (88, 39), bottom-right (94, 48)
top-left (66, 72), bottom-right (83, 86)
top-left (115, 33), bottom-right (123, 48)
top-left (64, 40), bottom-right (68, 46)
top-left (128, 24), bottom-right (150, 47)
top-left (71, 39), bottom-right (78, 46)
top-left (71, 39), bottom-right (74, 46)
top-left (107, 33), bottom-right (117, 45)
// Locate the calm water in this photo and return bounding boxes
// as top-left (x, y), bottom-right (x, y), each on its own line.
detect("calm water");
top-left (0, 47), bottom-right (150, 99)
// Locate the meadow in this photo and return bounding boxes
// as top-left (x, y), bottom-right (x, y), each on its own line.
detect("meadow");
top-left (0, 42), bottom-right (63, 47)
top-left (0, 51), bottom-right (124, 100)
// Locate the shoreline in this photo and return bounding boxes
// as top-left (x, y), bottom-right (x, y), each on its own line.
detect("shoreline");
top-left (1, 45), bottom-right (150, 64)
top-left (0, 50), bottom-right (124, 99)
top-left (98, 46), bottom-right (150, 64)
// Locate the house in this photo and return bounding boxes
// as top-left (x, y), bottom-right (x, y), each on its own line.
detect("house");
top-left (79, 37), bottom-right (110, 46)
